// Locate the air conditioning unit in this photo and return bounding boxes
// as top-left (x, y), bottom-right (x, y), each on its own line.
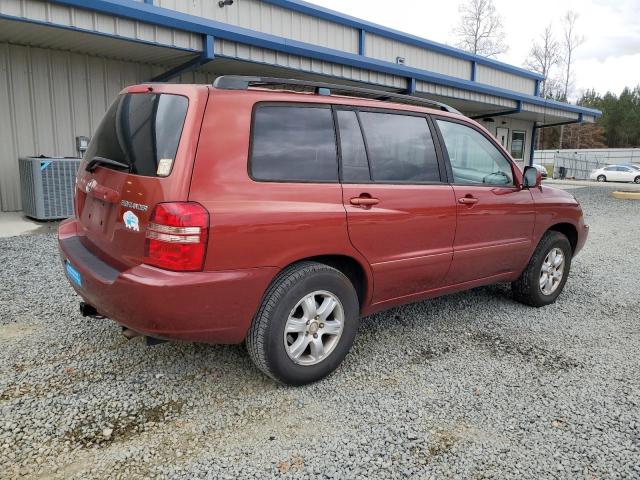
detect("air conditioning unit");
top-left (19, 156), bottom-right (81, 220)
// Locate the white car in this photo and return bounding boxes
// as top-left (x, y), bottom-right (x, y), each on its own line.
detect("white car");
top-left (590, 165), bottom-right (640, 184)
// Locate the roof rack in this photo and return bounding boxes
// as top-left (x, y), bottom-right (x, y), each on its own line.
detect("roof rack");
top-left (212, 76), bottom-right (461, 114)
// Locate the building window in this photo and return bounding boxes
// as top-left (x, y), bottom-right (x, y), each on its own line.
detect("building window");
top-left (510, 131), bottom-right (526, 160)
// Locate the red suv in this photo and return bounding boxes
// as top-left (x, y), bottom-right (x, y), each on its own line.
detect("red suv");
top-left (59, 76), bottom-right (588, 385)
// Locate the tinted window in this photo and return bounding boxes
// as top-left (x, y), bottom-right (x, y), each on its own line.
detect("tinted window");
top-left (336, 110), bottom-right (370, 182)
top-left (85, 93), bottom-right (188, 177)
top-left (358, 112), bottom-right (440, 182)
top-left (437, 120), bottom-right (514, 186)
top-left (251, 106), bottom-right (338, 182)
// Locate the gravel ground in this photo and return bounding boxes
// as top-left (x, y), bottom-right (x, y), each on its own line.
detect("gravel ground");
top-left (1, 182), bottom-right (639, 479)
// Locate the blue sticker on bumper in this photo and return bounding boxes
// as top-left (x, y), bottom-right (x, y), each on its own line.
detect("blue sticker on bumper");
top-left (65, 261), bottom-right (82, 287)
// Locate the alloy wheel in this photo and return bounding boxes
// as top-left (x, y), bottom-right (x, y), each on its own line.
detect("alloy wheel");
top-left (283, 290), bottom-right (344, 366)
top-left (539, 248), bottom-right (565, 295)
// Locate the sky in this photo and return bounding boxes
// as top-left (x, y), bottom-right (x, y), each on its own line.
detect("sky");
top-left (309, 0), bottom-right (640, 102)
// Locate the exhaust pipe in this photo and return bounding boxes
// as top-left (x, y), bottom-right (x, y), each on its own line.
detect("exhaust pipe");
top-left (79, 302), bottom-right (103, 318)
top-left (120, 327), bottom-right (166, 346)
top-left (121, 327), bottom-right (141, 340)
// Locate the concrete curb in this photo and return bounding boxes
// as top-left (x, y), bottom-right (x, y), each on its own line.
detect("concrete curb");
top-left (612, 191), bottom-right (640, 200)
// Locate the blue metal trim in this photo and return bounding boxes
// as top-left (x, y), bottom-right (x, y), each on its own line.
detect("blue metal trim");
top-left (261, 0), bottom-right (544, 81)
top-left (358, 29), bottom-right (366, 56)
top-left (151, 34), bottom-right (214, 81)
top-left (41, 1), bottom-right (601, 118)
top-left (406, 77), bottom-right (416, 95)
top-left (143, 0), bottom-right (153, 4)
top-left (471, 101), bottom-right (522, 120)
top-left (470, 61), bottom-right (476, 82)
top-left (529, 122), bottom-right (537, 166)
top-left (533, 115), bottom-right (583, 129)
top-left (203, 33), bottom-right (214, 60)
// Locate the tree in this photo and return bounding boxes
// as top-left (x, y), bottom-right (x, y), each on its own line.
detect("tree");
top-left (577, 87), bottom-right (640, 148)
top-left (524, 24), bottom-right (561, 99)
top-left (455, 0), bottom-right (508, 58)
top-left (561, 11), bottom-right (585, 101)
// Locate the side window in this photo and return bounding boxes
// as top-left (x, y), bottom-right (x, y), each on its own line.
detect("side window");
top-left (250, 105), bottom-right (338, 182)
top-left (436, 120), bottom-right (514, 186)
top-left (358, 112), bottom-right (440, 183)
top-left (336, 110), bottom-right (370, 182)
top-left (510, 131), bottom-right (526, 160)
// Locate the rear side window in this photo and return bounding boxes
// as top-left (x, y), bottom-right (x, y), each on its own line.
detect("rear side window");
top-left (85, 93), bottom-right (188, 177)
top-left (336, 110), bottom-right (370, 182)
top-left (358, 112), bottom-right (440, 182)
top-left (250, 106), bottom-right (338, 182)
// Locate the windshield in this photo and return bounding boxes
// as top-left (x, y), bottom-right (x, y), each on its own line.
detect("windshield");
top-left (84, 93), bottom-right (188, 177)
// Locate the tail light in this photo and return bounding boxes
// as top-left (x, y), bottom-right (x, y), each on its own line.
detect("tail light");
top-left (144, 202), bottom-right (209, 271)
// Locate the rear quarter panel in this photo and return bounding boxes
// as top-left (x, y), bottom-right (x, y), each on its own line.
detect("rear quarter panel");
top-left (188, 89), bottom-right (374, 302)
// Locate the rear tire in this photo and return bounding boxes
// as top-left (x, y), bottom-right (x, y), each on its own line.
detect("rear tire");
top-left (634, 176), bottom-right (640, 184)
top-left (246, 261), bottom-right (359, 385)
top-left (512, 231), bottom-right (572, 307)
top-left (597, 175), bottom-right (606, 182)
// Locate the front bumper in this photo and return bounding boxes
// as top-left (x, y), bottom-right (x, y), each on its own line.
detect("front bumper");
top-left (575, 217), bottom-right (589, 255)
top-left (58, 219), bottom-right (277, 343)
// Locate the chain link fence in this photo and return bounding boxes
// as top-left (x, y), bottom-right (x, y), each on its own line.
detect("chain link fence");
top-left (552, 153), bottom-right (611, 180)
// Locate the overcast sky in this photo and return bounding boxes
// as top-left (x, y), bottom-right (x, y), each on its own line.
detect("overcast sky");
top-left (310, 0), bottom-right (640, 102)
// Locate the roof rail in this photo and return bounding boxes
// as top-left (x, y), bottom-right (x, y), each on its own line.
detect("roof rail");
top-left (212, 76), bottom-right (461, 114)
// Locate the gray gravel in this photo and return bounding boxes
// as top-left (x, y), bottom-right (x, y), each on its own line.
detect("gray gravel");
top-left (1, 181), bottom-right (639, 479)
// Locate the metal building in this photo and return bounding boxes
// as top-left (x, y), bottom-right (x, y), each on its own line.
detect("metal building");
top-left (0, 0), bottom-right (602, 212)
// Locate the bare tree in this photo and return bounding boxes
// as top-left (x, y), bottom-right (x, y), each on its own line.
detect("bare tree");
top-left (524, 24), bottom-right (561, 98)
top-left (561, 11), bottom-right (585, 100)
top-left (455, 0), bottom-right (508, 58)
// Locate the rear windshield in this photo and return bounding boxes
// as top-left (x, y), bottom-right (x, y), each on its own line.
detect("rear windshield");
top-left (84, 93), bottom-right (188, 177)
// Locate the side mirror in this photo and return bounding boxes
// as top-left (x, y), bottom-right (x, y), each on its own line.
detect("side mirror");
top-left (522, 166), bottom-right (541, 188)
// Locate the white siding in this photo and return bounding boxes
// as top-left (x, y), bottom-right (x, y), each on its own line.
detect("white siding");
top-left (217, 39), bottom-right (406, 89)
top-left (475, 64), bottom-right (536, 96)
top-left (156, 0), bottom-right (359, 54)
top-left (0, 42), bottom-right (212, 211)
top-left (366, 33), bottom-right (471, 80)
top-left (0, 0), bottom-right (202, 51)
top-left (482, 117), bottom-right (535, 168)
top-left (416, 80), bottom-right (517, 109)
top-left (523, 102), bottom-right (581, 120)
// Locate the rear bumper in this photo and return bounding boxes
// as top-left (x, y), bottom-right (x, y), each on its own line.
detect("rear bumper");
top-left (58, 219), bottom-right (276, 343)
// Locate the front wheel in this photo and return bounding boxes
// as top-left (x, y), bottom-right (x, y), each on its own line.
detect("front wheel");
top-left (597, 175), bottom-right (606, 182)
top-left (512, 231), bottom-right (572, 307)
top-left (246, 262), bottom-right (359, 385)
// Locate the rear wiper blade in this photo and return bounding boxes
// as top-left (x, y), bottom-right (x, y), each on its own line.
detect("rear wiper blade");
top-left (86, 156), bottom-right (131, 172)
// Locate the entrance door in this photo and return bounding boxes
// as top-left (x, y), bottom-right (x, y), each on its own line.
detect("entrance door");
top-left (336, 109), bottom-right (457, 304)
top-left (496, 127), bottom-right (509, 150)
top-left (435, 119), bottom-right (535, 284)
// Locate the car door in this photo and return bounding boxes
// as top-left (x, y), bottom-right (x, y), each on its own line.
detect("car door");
top-left (619, 166), bottom-right (635, 182)
top-left (336, 108), bottom-right (457, 305)
top-left (605, 166), bottom-right (621, 181)
top-left (435, 118), bottom-right (535, 285)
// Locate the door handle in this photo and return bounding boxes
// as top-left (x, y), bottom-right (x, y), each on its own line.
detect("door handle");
top-left (350, 196), bottom-right (379, 207)
top-left (458, 196), bottom-right (478, 205)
